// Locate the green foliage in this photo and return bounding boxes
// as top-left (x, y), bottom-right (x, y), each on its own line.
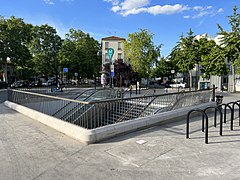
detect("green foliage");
top-left (124, 29), bottom-right (161, 78)
top-left (176, 29), bottom-right (199, 73)
top-left (30, 24), bottom-right (62, 77)
top-left (58, 29), bottom-right (101, 79)
top-left (0, 16), bottom-right (32, 81)
top-left (152, 57), bottom-right (177, 78)
top-left (197, 38), bottom-right (228, 77)
top-left (217, 5), bottom-right (240, 72)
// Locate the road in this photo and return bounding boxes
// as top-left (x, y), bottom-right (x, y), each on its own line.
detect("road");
top-left (0, 89), bottom-right (7, 103)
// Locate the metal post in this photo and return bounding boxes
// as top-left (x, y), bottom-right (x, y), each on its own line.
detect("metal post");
top-left (212, 84), bottom-right (215, 101)
top-left (136, 81), bottom-right (137, 95)
top-left (94, 75), bottom-right (96, 90)
top-left (130, 86), bottom-right (132, 98)
top-left (205, 116), bottom-right (208, 144)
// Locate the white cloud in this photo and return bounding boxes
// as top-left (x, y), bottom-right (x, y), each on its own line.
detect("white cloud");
top-left (192, 6), bottom-right (223, 19)
top-left (218, 8), bottom-right (224, 13)
top-left (105, 0), bottom-right (189, 16)
top-left (44, 0), bottom-right (75, 5)
top-left (104, 0), bottom-right (223, 19)
top-left (44, 0), bottom-right (54, 5)
top-left (146, 4), bottom-right (189, 15)
top-left (121, 0), bottom-right (149, 11)
top-left (112, 6), bottom-right (121, 13)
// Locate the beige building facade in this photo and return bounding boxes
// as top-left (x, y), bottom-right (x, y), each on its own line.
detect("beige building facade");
top-left (101, 36), bottom-right (126, 65)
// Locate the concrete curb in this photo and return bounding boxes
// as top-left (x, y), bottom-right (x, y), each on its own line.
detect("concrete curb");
top-left (4, 101), bottom-right (216, 144)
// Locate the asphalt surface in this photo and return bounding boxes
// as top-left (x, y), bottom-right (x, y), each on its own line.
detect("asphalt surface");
top-left (0, 89), bottom-right (7, 103)
top-left (1, 91), bottom-right (240, 179)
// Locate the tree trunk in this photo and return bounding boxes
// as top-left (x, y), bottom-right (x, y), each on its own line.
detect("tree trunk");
top-left (232, 64), bottom-right (236, 93)
top-left (3, 59), bottom-right (8, 83)
top-left (189, 70), bottom-right (192, 90)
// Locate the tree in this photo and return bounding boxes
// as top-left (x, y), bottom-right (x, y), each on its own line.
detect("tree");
top-left (217, 5), bottom-right (240, 92)
top-left (124, 29), bottom-right (161, 78)
top-left (152, 57), bottom-right (177, 79)
top-left (58, 29), bottom-right (101, 81)
top-left (169, 29), bottom-right (199, 89)
top-left (197, 37), bottom-right (228, 78)
top-left (103, 59), bottom-right (135, 87)
top-left (30, 24), bottom-right (62, 80)
top-left (0, 16), bottom-right (32, 83)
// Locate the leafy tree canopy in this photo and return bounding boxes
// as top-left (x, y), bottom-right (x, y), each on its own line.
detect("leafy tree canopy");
top-left (124, 29), bottom-right (161, 78)
top-left (58, 29), bottom-right (101, 79)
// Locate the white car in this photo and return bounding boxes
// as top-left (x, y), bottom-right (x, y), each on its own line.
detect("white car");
top-left (170, 82), bottom-right (186, 88)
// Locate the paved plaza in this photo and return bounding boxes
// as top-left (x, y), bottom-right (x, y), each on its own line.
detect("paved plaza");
top-left (0, 91), bottom-right (240, 179)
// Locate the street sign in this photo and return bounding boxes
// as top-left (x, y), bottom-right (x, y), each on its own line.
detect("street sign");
top-left (110, 64), bottom-right (114, 72)
top-left (63, 68), bottom-right (68, 73)
top-left (107, 48), bottom-right (114, 61)
top-left (74, 72), bottom-right (78, 77)
top-left (111, 72), bottom-right (114, 77)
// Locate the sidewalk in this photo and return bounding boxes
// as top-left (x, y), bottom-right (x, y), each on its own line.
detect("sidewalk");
top-left (0, 93), bottom-right (240, 179)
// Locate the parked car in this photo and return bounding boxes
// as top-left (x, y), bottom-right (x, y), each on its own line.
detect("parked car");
top-left (0, 81), bottom-right (8, 89)
top-left (170, 82), bottom-right (186, 88)
top-left (11, 80), bottom-right (29, 88)
top-left (42, 79), bottom-right (54, 86)
top-left (148, 81), bottom-right (165, 89)
top-left (29, 80), bottom-right (42, 87)
top-left (42, 79), bottom-right (62, 86)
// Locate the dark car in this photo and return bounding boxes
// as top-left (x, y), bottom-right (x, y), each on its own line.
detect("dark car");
top-left (29, 80), bottom-right (42, 87)
top-left (148, 81), bottom-right (164, 89)
top-left (0, 81), bottom-right (8, 89)
top-left (11, 80), bottom-right (29, 88)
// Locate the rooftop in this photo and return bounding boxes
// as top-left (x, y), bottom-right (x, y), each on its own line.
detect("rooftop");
top-left (102, 36), bottom-right (126, 41)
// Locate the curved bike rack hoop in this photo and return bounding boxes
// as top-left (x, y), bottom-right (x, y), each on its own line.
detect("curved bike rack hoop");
top-left (234, 100), bottom-right (240, 126)
top-left (186, 109), bottom-right (209, 144)
top-left (203, 106), bottom-right (223, 136)
top-left (220, 103), bottom-right (234, 130)
top-left (204, 106), bottom-right (223, 136)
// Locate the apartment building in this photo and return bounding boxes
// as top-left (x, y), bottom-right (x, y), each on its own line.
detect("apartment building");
top-left (101, 36), bottom-right (126, 65)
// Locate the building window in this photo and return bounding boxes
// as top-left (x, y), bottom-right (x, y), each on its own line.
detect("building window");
top-left (105, 53), bottom-right (110, 62)
top-left (118, 42), bottom-right (122, 50)
top-left (118, 53), bottom-right (122, 59)
top-left (105, 42), bottom-right (109, 50)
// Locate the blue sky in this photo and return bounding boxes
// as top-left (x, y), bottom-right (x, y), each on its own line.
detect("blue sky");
top-left (0, 0), bottom-right (239, 56)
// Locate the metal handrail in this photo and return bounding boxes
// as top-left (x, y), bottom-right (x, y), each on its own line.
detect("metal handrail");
top-left (52, 88), bottom-right (96, 116)
top-left (8, 88), bottom-right (214, 129)
top-left (9, 88), bottom-right (214, 105)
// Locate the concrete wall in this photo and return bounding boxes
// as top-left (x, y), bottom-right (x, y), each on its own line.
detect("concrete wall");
top-left (4, 100), bottom-right (216, 144)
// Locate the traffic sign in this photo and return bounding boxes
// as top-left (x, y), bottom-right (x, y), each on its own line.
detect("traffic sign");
top-left (107, 48), bottom-right (114, 61)
top-left (111, 72), bottom-right (114, 77)
top-left (63, 68), bottom-right (68, 73)
top-left (110, 64), bottom-right (114, 72)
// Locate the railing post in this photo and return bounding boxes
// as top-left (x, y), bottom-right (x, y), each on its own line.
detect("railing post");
top-left (7, 89), bottom-right (10, 101)
top-left (212, 84), bottom-right (215, 101)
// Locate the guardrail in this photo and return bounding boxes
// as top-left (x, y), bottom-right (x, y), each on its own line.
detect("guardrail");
top-left (7, 88), bottom-right (214, 129)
